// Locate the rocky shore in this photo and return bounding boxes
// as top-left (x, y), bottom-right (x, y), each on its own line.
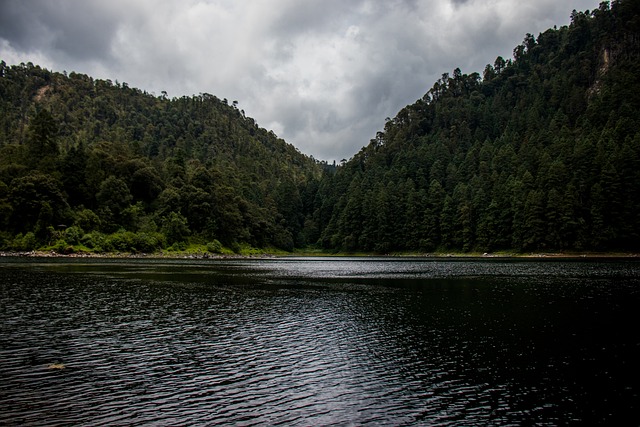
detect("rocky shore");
top-left (1, 250), bottom-right (638, 259)
top-left (0, 250), bottom-right (242, 259)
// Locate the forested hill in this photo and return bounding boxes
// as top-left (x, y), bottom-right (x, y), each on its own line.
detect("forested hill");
top-left (315, 0), bottom-right (640, 253)
top-left (0, 62), bottom-right (325, 253)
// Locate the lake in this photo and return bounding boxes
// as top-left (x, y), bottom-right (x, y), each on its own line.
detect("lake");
top-left (1, 256), bottom-right (639, 425)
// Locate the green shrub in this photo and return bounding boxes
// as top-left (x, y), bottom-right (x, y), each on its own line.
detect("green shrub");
top-left (105, 230), bottom-right (137, 252)
top-left (53, 239), bottom-right (73, 254)
top-left (168, 241), bottom-right (187, 251)
top-left (10, 232), bottom-right (39, 251)
top-left (22, 232), bottom-right (39, 251)
top-left (135, 232), bottom-right (165, 253)
top-left (64, 226), bottom-right (84, 245)
top-left (81, 231), bottom-right (108, 252)
top-left (206, 239), bottom-right (223, 253)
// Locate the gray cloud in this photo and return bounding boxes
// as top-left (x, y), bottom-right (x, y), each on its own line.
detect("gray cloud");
top-left (0, 0), bottom-right (120, 62)
top-left (0, 0), bottom-right (601, 162)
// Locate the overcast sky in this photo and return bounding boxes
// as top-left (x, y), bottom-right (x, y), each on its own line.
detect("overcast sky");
top-left (1, 0), bottom-right (600, 162)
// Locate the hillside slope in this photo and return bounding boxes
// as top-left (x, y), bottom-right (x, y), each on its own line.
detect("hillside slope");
top-left (314, 0), bottom-right (640, 253)
top-left (0, 63), bottom-right (324, 252)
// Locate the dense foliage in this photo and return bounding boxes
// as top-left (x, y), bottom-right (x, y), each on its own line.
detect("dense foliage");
top-left (1, 0), bottom-right (638, 254)
top-left (0, 62), bottom-right (325, 253)
top-left (315, 0), bottom-right (640, 253)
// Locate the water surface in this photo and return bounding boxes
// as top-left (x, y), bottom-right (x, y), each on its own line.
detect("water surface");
top-left (1, 257), bottom-right (639, 425)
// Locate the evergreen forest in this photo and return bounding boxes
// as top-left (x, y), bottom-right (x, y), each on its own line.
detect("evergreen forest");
top-left (0, 65), bottom-right (325, 254)
top-left (1, 0), bottom-right (639, 255)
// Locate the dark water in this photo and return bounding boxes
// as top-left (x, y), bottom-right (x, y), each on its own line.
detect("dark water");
top-left (1, 257), bottom-right (639, 426)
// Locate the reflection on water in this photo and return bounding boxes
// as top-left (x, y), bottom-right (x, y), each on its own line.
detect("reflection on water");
top-left (1, 257), bottom-right (639, 425)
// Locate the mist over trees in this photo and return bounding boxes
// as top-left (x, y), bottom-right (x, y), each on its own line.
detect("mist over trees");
top-left (1, 0), bottom-right (639, 254)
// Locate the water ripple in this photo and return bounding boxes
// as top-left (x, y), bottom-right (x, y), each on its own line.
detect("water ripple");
top-left (1, 259), bottom-right (640, 425)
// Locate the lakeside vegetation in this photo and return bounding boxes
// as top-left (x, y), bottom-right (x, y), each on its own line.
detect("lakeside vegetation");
top-left (1, 0), bottom-right (639, 256)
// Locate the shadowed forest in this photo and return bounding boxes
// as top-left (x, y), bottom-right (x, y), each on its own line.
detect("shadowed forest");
top-left (1, 0), bottom-right (639, 254)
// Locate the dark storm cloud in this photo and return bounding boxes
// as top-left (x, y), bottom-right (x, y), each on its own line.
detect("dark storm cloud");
top-left (0, 1), bottom-right (33, 49)
top-left (0, 0), bottom-right (602, 162)
top-left (0, 0), bottom-right (119, 62)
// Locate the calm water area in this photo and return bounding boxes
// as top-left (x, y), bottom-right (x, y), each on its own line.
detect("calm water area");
top-left (1, 256), bottom-right (639, 425)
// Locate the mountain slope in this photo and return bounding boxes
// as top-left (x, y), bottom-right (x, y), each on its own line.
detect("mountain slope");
top-left (314, 0), bottom-right (640, 253)
top-left (0, 62), bottom-right (324, 252)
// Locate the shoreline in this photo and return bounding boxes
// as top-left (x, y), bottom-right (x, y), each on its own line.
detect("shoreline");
top-left (0, 250), bottom-right (250, 259)
top-left (1, 250), bottom-right (639, 260)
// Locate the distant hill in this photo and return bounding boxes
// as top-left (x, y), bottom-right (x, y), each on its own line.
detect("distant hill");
top-left (313, 0), bottom-right (640, 253)
top-left (0, 61), bottom-right (325, 253)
